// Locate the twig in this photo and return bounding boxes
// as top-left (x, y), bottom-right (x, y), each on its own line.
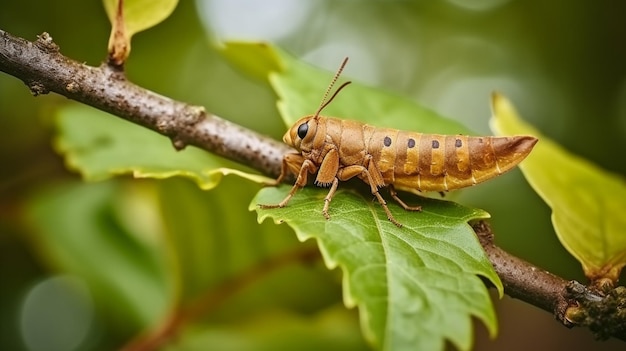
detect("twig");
top-left (1, 30), bottom-right (624, 343)
top-left (472, 221), bottom-right (571, 317)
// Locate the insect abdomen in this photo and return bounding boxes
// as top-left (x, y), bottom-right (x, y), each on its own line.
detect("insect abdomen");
top-left (364, 126), bottom-right (537, 192)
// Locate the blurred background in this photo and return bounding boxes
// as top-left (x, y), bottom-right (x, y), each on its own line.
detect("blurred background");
top-left (1, 0), bottom-right (625, 350)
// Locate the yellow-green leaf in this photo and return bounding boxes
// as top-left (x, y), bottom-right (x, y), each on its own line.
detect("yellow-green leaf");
top-left (103, 0), bottom-right (177, 37)
top-left (103, 0), bottom-right (178, 64)
top-left (490, 93), bottom-right (626, 283)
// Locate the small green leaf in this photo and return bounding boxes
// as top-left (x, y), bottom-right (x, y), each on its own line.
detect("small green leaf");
top-left (103, 0), bottom-right (178, 65)
top-left (490, 93), bottom-right (626, 283)
top-left (103, 0), bottom-right (178, 38)
top-left (253, 186), bottom-right (501, 351)
top-left (54, 104), bottom-right (269, 189)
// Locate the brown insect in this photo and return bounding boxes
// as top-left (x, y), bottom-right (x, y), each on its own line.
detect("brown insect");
top-left (261, 58), bottom-right (538, 227)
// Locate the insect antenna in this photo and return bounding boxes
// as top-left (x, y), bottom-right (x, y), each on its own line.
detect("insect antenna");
top-left (313, 57), bottom-right (352, 120)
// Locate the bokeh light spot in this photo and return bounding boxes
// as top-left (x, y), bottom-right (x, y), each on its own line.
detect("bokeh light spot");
top-left (20, 275), bottom-right (94, 351)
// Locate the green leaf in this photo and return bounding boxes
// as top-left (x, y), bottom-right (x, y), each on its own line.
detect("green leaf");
top-left (490, 93), bottom-right (626, 283)
top-left (222, 41), bottom-right (472, 134)
top-left (272, 58), bottom-right (472, 135)
top-left (252, 186), bottom-right (500, 351)
top-left (54, 103), bottom-right (269, 190)
top-left (26, 180), bottom-right (169, 329)
top-left (103, 0), bottom-right (178, 38)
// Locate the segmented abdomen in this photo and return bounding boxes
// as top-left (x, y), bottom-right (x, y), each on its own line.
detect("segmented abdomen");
top-left (363, 125), bottom-right (537, 192)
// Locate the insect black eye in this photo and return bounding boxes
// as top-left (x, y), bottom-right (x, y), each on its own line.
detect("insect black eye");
top-left (297, 123), bottom-right (309, 139)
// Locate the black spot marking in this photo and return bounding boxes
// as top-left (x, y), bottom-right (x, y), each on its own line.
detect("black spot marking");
top-left (384, 136), bottom-right (392, 147)
top-left (432, 140), bottom-right (440, 149)
top-left (455, 139), bottom-right (462, 148)
top-left (407, 138), bottom-right (416, 148)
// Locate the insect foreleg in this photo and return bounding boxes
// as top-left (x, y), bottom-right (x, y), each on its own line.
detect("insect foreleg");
top-left (388, 185), bottom-right (422, 212)
top-left (265, 153), bottom-right (306, 186)
top-left (259, 159), bottom-right (318, 209)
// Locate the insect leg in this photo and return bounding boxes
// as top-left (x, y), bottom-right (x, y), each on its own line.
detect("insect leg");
top-left (265, 153), bottom-right (305, 186)
top-left (388, 185), bottom-right (422, 212)
top-left (259, 159), bottom-right (318, 209)
top-left (314, 148), bottom-right (339, 186)
top-left (371, 188), bottom-right (402, 227)
top-left (322, 177), bottom-right (339, 220)
top-left (337, 165), bottom-right (402, 227)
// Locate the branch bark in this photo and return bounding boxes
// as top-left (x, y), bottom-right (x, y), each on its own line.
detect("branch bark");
top-left (1, 29), bottom-right (624, 343)
top-left (474, 221), bottom-right (626, 342)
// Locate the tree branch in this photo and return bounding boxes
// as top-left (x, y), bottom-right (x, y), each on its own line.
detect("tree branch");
top-left (1, 30), bottom-right (624, 343)
top-left (473, 221), bottom-right (626, 342)
top-left (0, 29), bottom-right (290, 178)
top-left (472, 221), bottom-right (571, 317)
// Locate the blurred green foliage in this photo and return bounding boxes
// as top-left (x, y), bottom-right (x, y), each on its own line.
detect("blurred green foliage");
top-left (1, 0), bottom-right (625, 350)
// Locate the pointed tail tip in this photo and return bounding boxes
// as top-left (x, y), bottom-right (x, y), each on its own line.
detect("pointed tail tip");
top-left (493, 135), bottom-right (538, 157)
top-left (521, 135), bottom-right (539, 148)
top-left (512, 135), bottom-right (539, 156)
